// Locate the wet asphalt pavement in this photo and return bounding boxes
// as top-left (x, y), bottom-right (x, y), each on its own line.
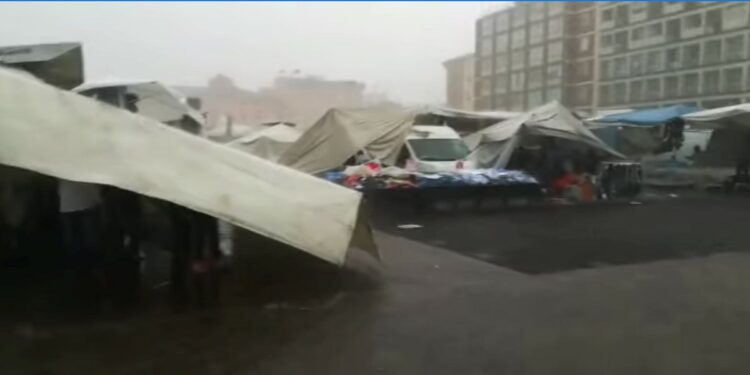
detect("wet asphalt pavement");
top-left (3, 195), bottom-right (750, 374)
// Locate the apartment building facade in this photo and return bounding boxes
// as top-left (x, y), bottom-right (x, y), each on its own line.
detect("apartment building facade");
top-left (474, 2), bottom-right (750, 114)
top-left (443, 53), bottom-right (475, 110)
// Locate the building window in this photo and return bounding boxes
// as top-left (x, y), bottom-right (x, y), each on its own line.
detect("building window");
top-left (495, 11), bottom-right (509, 32)
top-left (548, 2), bottom-right (563, 17)
top-left (630, 3), bottom-right (647, 21)
top-left (646, 22), bottom-right (663, 39)
top-left (614, 31), bottom-right (628, 52)
top-left (545, 86), bottom-right (562, 102)
top-left (725, 35), bottom-right (745, 62)
top-left (575, 85), bottom-right (592, 107)
top-left (646, 50), bottom-right (663, 73)
top-left (546, 64), bottom-right (562, 85)
top-left (495, 34), bottom-right (508, 53)
top-left (683, 44), bottom-right (700, 68)
top-left (529, 22), bottom-right (544, 45)
top-left (511, 50), bottom-right (526, 70)
top-left (495, 74), bottom-right (508, 94)
top-left (631, 27), bottom-right (645, 43)
top-left (665, 47), bottom-right (681, 69)
top-left (629, 81), bottom-right (644, 103)
top-left (683, 73), bottom-right (699, 96)
top-left (495, 53), bottom-right (508, 73)
top-left (480, 18), bottom-right (493, 37)
top-left (511, 28), bottom-right (526, 49)
top-left (723, 3), bottom-right (749, 30)
top-left (630, 54), bottom-right (645, 75)
top-left (547, 41), bottom-right (563, 63)
top-left (527, 90), bottom-right (543, 108)
top-left (599, 85), bottom-right (611, 106)
top-left (703, 70), bottom-right (720, 94)
top-left (614, 57), bottom-right (628, 78)
top-left (511, 71), bottom-right (525, 91)
top-left (665, 76), bottom-right (680, 98)
top-left (512, 6), bottom-right (527, 28)
top-left (480, 58), bottom-right (492, 76)
top-left (723, 67), bottom-right (743, 92)
top-left (704, 39), bottom-right (722, 65)
top-left (600, 60), bottom-right (611, 80)
top-left (647, 2), bottom-right (663, 19)
top-left (529, 46), bottom-right (543, 67)
top-left (615, 4), bottom-right (629, 27)
top-left (666, 18), bottom-right (681, 41)
top-left (574, 60), bottom-right (593, 82)
top-left (646, 78), bottom-right (661, 100)
top-left (479, 78), bottom-right (491, 97)
top-left (601, 34), bottom-right (613, 52)
top-left (705, 9), bottom-right (722, 35)
top-left (529, 3), bottom-right (545, 22)
top-left (613, 82), bottom-right (626, 104)
top-left (578, 36), bottom-right (592, 54)
top-left (547, 17), bottom-right (563, 38)
top-left (683, 13), bottom-right (703, 37)
top-left (479, 38), bottom-right (492, 57)
top-left (576, 11), bottom-right (594, 33)
top-left (528, 67), bottom-right (543, 89)
top-left (602, 8), bottom-right (614, 23)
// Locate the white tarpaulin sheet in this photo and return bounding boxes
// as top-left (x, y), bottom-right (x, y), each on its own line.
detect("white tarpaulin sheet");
top-left (0, 67), bottom-right (376, 265)
top-left (465, 101), bottom-right (624, 168)
top-left (279, 108), bottom-right (417, 173)
top-left (683, 103), bottom-right (750, 130)
top-left (228, 124), bottom-right (301, 162)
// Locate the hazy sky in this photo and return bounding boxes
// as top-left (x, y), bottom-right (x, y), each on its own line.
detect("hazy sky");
top-left (0, 2), bottom-right (508, 105)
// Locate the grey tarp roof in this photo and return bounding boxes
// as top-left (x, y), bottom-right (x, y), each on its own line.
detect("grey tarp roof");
top-left (465, 101), bottom-right (625, 168)
top-left (278, 108), bottom-right (418, 174)
top-left (0, 66), bottom-right (376, 266)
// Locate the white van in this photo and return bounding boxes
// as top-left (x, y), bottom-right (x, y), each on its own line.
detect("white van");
top-left (395, 125), bottom-right (475, 173)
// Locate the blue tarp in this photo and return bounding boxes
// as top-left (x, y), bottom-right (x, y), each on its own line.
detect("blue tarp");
top-left (596, 104), bottom-right (701, 126)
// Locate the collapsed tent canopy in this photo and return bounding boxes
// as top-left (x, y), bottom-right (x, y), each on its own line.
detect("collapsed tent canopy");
top-left (594, 104), bottom-right (700, 126)
top-left (465, 101), bottom-right (625, 169)
top-left (74, 80), bottom-right (205, 129)
top-left (0, 67), bottom-right (375, 266)
top-left (415, 106), bottom-right (520, 134)
top-left (278, 108), bottom-right (418, 174)
top-left (277, 106), bottom-right (519, 174)
top-left (228, 124), bottom-right (301, 161)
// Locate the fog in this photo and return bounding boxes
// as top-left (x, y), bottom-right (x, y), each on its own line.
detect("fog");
top-left (0, 2), bottom-right (507, 104)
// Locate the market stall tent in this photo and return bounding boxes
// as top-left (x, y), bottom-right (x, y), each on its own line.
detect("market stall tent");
top-left (464, 101), bottom-right (624, 169)
top-left (683, 103), bottom-right (750, 167)
top-left (228, 124), bottom-right (301, 161)
top-left (278, 108), bottom-right (418, 174)
top-left (0, 66), bottom-right (376, 266)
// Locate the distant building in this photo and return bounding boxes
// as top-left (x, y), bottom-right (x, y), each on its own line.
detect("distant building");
top-left (474, 2), bottom-right (750, 115)
top-left (178, 74), bottom-right (365, 130)
top-left (443, 53), bottom-right (475, 110)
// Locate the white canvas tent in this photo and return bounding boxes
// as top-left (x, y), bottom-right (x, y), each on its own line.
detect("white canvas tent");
top-left (465, 101), bottom-right (624, 169)
top-left (683, 103), bottom-right (750, 130)
top-left (74, 80), bottom-right (205, 129)
top-left (0, 66), bottom-right (376, 266)
top-left (683, 103), bottom-right (750, 167)
top-left (228, 124), bottom-right (301, 161)
top-left (278, 108), bottom-right (418, 174)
